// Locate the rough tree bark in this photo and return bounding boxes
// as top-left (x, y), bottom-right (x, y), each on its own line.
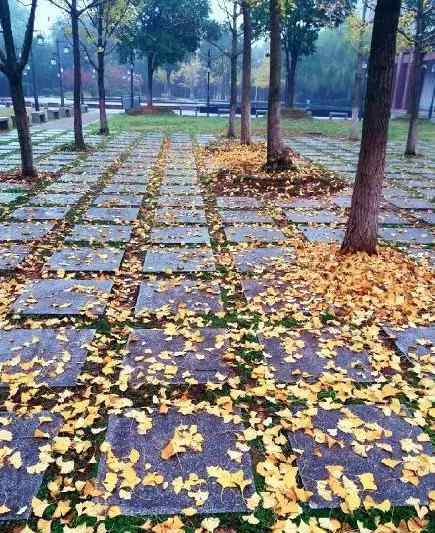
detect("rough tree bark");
top-left (0, 0), bottom-right (37, 177)
top-left (405, 0), bottom-right (425, 156)
top-left (147, 53), bottom-right (155, 107)
top-left (227, 0), bottom-right (238, 138)
top-left (266, 0), bottom-right (283, 165)
top-left (350, 0), bottom-right (368, 140)
top-left (240, 0), bottom-right (252, 145)
top-left (341, 0), bottom-right (401, 255)
top-left (97, 0), bottom-right (108, 135)
top-left (71, 0), bottom-right (86, 150)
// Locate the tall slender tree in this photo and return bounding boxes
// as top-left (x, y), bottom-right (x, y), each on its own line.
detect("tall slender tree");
top-left (81, 0), bottom-right (135, 135)
top-left (240, 0), bottom-right (252, 144)
top-left (266, 0), bottom-right (283, 166)
top-left (48, 0), bottom-right (104, 150)
top-left (0, 0), bottom-right (37, 177)
top-left (401, 0), bottom-right (435, 155)
top-left (341, 0), bottom-right (402, 254)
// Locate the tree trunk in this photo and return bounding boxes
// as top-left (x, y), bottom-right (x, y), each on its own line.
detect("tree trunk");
top-left (71, 2), bottom-right (85, 150)
top-left (166, 69), bottom-right (172, 96)
top-left (97, 2), bottom-right (108, 135)
top-left (405, 1), bottom-right (425, 157)
top-left (266, 0), bottom-right (282, 165)
top-left (240, 0), bottom-right (252, 145)
top-left (11, 75), bottom-right (35, 177)
top-left (227, 0), bottom-right (238, 138)
top-left (341, 0), bottom-right (401, 255)
top-left (350, 0), bottom-right (368, 140)
top-left (147, 53), bottom-right (154, 107)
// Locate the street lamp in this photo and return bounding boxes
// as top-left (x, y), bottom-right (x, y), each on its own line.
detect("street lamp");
top-left (50, 40), bottom-right (70, 107)
top-left (130, 50), bottom-right (135, 109)
top-left (207, 48), bottom-right (211, 116)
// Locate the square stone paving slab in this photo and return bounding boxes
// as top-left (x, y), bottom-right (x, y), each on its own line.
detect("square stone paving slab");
top-left (241, 278), bottom-right (304, 314)
top-left (0, 222), bottom-right (54, 242)
top-left (150, 226), bottom-right (211, 245)
top-left (220, 209), bottom-right (274, 224)
top-left (216, 196), bottom-right (263, 209)
top-left (389, 197), bottom-right (433, 210)
top-left (379, 227), bottom-right (433, 245)
top-left (102, 184), bottom-right (148, 194)
top-left (285, 210), bottom-right (344, 224)
top-left (224, 225), bottom-right (286, 244)
top-left (84, 207), bottom-right (139, 223)
top-left (233, 246), bottom-right (294, 273)
top-left (13, 279), bottom-right (113, 316)
top-left (44, 182), bottom-right (92, 194)
top-left (287, 404), bottom-right (434, 509)
top-left (277, 198), bottom-right (326, 209)
top-left (58, 173), bottom-right (100, 183)
top-left (136, 279), bottom-right (223, 316)
top-left (159, 185), bottom-right (201, 196)
top-left (157, 195), bottom-right (204, 208)
top-left (154, 208), bottom-right (207, 225)
top-left (66, 224), bottom-right (132, 243)
top-left (143, 247), bottom-right (216, 273)
top-left (29, 193), bottom-right (83, 206)
top-left (47, 247), bottom-right (124, 272)
top-left (0, 245), bottom-right (29, 271)
top-left (414, 211), bottom-right (435, 225)
top-left (0, 328), bottom-right (95, 387)
top-left (0, 192), bottom-right (23, 204)
top-left (123, 328), bottom-right (231, 385)
top-left (259, 331), bottom-right (381, 383)
top-left (299, 226), bottom-right (345, 243)
top-left (10, 206), bottom-right (69, 221)
top-left (378, 210), bottom-right (411, 225)
top-left (94, 409), bottom-right (254, 515)
top-left (0, 412), bottom-right (61, 520)
top-left (93, 194), bottom-right (143, 208)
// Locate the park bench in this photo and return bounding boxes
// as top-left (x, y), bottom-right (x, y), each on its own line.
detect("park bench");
top-left (0, 117), bottom-right (11, 130)
top-left (329, 111), bottom-right (349, 119)
top-left (59, 107), bottom-right (72, 118)
top-left (47, 108), bottom-right (61, 120)
top-left (81, 104), bottom-right (89, 113)
top-left (31, 110), bottom-right (48, 124)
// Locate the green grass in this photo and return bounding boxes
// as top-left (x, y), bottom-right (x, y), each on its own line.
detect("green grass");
top-left (99, 112), bottom-right (435, 144)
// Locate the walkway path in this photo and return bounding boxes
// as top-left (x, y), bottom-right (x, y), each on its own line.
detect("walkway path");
top-left (0, 132), bottom-right (433, 531)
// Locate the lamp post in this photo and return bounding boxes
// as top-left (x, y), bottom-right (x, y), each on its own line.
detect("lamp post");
top-left (207, 48), bottom-right (211, 116)
top-left (428, 64), bottom-right (435, 120)
top-left (130, 50), bottom-right (135, 109)
top-left (51, 40), bottom-right (70, 107)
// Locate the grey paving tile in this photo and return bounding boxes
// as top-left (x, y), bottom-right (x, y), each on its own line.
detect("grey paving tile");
top-left (224, 225), bottom-right (286, 244)
top-left (47, 247), bottom-right (124, 272)
top-left (84, 207), bottom-right (139, 222)
top-left (13, 279), bottom-right (113, 316)
top-left (379, 227), bottom-right (433, 245)
top-left (0, 222), bottom-right (55, 242)
top-left (92, 194), bottom-right (143, 208)
top-left (0, 328), bottom-right (95, 387)
top-left (0, 192), bottom-right (23, 204)
top-left (220, 209), bottom-right (274, 224)
top-left (10, 206), bottom-right (69, 221)
top-left (29, 193), bottom-right (83, 206)
top-left (216, 196), bottom-right (263, 209)
top-left (0, 245), bottom-right (29, 271)
top-left (157, 195), bottom-right (204, 208)
top-left (233, 246), bottom-right (294, 273)
top-left (154, 208), bottom-right (207, 225)
top-left (143, 247), bottom-right (216, 273)
top-left (287, 404), bottom-right (434, 508)
top-left (150, 226), bottom-right (210, 245)
top-left (136, 279), bottom-right (223, 316)
top-left (102, 184), bottom-right (148, 194)
top-left (285, 210), bottom-right (344, 224)
top-left (0, 412), bottom-right (61, 520)
top-left (65, 224), bottom-right (132, 243)
top-left (94, 410), bottom-right (254, 515)
top-left (299, 226), bottom-right (345, 243)
top-left (389, 198), bottom-right (433, 210)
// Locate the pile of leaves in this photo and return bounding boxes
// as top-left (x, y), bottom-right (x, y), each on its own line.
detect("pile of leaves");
top-left (199, 140), bottom-right (345, 201)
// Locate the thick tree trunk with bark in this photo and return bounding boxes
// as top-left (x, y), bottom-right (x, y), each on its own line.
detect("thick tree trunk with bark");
top-left (350, 0), bottom-right (368, 140)
top-left (240, 0), bottom-right (252, 145)
top-left (341, 0), bottom-right (401, 255)
top-left (147, 54), bottom-right (154, 107)
top-left (96, 2), bottom-right (108, 135)
top-left (227, 0), bottom-right (238, 138)
top-left (11, 74), bottom-right (35, 176)
top-left (71, 2), bottom-right (85, 150)
top-left (266, 0), bottom-right (283, 165)
top-left (405, 3), bottom-right (425, 158)
top-left (0, 0), bottom-right (37, 177)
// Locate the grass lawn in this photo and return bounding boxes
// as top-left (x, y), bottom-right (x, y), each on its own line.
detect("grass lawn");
top-left (100, 112), bottom-right (435, 144)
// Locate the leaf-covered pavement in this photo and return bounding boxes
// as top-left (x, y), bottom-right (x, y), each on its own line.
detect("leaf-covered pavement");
top-left (0, 130), bottom-right (433, 533)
